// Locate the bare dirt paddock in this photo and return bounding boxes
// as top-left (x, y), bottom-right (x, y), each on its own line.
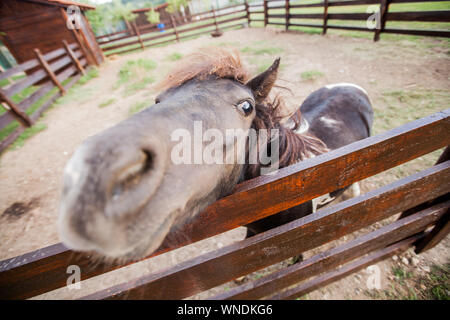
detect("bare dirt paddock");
top-left (0, 27), bottom-right (449, 300)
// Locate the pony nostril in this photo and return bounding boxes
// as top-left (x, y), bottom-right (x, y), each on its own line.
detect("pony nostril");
top-left (111, 150), bottom-right (154, 200)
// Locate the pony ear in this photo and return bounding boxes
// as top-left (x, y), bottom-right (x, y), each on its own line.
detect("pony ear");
top-left (246, 58), bottom-right (280, 104)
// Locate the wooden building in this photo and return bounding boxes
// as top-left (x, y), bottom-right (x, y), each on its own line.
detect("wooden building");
top-left (0, 0), bottom-right (103, 69)
top-left (132, 3), bottom-right (192, 28)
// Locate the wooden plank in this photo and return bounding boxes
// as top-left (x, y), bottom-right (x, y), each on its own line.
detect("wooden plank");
top-left (3, 69), bottom-right (47, 98)
top-left (102, 38), bottom-right (142, 52)
top-left (327, 24), bottom-right (374, 31)
top-left (375, 0), bottom-right (390, 41)
top-left (269, 235), bottom-right (422, 300)
top-left (96, 29), bottom-right (129, 41)
top-left (245, 1), bottom-right (251, 25)
top-left (288, 23), bottom-right (324, 28)
top-left (28, 72), bottom-right (80, 123)
top-left (42, 47), bottom-right (66, 62)
top-left (386, 10), bottom-right (450, 22)
top-left (212, 201), bottom-right (449, 300)
top-left (0, 68), bottom-right (81, 154)
top-left (323, 0), bottom-right (329, 34)
top-left (0, 59), bottom-right (39, 82)
top-left (285, 0), bottom-right (290, 31)
top-left (132, 22), bottom-right (145, 50)
top-left (264, 0), bottom-right (268, 26)
top-left (0, 89), bottom-right (33, 127)
top-left (274, 13), bottom-right (324, 19)
top-left (63, 40), bottom-right (85, 76)
top-left (80, 162), bottom-right (450, 300)
top-left (415, 207), bottom-right (450, 253)
top-left (328, 0), bottom-right (380, 6)
top-left (0, 111), bottom-right (17, 132)
top-left (18, 81), bottom-right (55, 113)
top-left (383, 28), bottom-right (450, 37)
top-left (34, 49), bottom-right (66, 95)
top-left (170, 15), bottom-right (180, 42)
top-left (0, 111), bottom-right (448, 299)
top-left (0, 125), bottom-right (25, 154)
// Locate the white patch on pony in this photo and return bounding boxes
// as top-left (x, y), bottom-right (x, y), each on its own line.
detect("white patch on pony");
top-left (294, 117), bottom-right (309, 134)
top-left (325, 83), bottom-right (368, 96)
top-left (64, 153), bottom-right (83, 185)
top-left (320, 116), bottom-right (341, 128)
top-left (312, 193), bottom-right (336, 213)
top-left (351, 182), bottom-right (361, 197)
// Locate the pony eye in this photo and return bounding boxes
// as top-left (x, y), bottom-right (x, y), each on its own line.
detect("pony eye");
top-left (237, 100), bottom-right (254, 116)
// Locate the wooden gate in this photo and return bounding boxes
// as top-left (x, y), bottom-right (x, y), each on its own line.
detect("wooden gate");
top-left (0, 109), bottom-right (449, 299)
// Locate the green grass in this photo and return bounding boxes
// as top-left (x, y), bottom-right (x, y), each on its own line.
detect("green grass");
top-left (98, 98), bottom-right (116, 108)
top-left (300, 70), bottom-right (324, 81)
top-left (78, 67), bottom-right (99, 85)
top-left (129, 101), bottom-right (149, 116)
top-left (10, 123), bottom-right (47, 149)
top-left (114, 58), bottom-right (157, 97)
top-left (241, 46), bottom-right (284, 55)
top-left (167, 52), bottom-right (184, 61)
top-left (366, 262), bottom-right (450, 300)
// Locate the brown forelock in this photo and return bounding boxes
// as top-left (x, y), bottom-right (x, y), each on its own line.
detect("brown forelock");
top-left (156, 48), bottom-right (250, 91)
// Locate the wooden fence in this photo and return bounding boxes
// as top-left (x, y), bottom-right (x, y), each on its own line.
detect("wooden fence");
top-left (95, 0), bottom-right (450, 56)
top-left (0, 109), bottom-right (448, 299)
top-left (250, 0), bottom-right (450, 41)
top-left (0, 41), bottom-right (89, 153)
top-left (96, 3), bottom-right (249, 57)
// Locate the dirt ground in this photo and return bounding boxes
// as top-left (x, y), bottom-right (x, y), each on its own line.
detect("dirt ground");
top-left (0, 27), bottom-right (449, 300)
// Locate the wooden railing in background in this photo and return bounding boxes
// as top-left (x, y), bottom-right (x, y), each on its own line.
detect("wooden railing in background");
top-left (0, 41), bottom-right (90, 153)
top-left (252, 0), bottom-right (450, 41)
top-left (94, 0), bottom-right (450, 56)
top-left (0, 110), bottom-right (448, 299)
top-left (95, 3), bottom-right (249, 57)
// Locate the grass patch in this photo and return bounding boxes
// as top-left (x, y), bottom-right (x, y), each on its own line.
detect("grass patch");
top-left (366, 262), bottom-right (450, 300)
top-left (129, 101), bottom-right (149, 116)
top-left (241, 46), bottom-right (283, 55)
top-left (98, 98), bottom-right (116, 108)
top-left (115, 58), bottom-right (157, 97)
top-left (10, 123), bottom-right (47, 149)
top-left (167, 52), bottom-right (183, 61)
top-left (300, 70), bottom-right (324, 81)
top-left (78, 67), bottom-right (99, 85)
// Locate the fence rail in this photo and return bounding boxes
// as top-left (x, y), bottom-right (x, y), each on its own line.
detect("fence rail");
top-left (92, 0), bottom-right (450, 56)
top-left (248, 0), bottom-right (450, 41)
top-left (95, 4), bottom-right (248, 57)
top-left (0, 41), bottom-right (90, 153)
top-left (0, 109), bottom-right (448, 299)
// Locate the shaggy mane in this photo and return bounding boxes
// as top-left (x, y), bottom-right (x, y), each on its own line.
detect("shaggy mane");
top-left (158, 48), bottom-right (329, 179)
top-left (157, 48), bottom-right (250, 91)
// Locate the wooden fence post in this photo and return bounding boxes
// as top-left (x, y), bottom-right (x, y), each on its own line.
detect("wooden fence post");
top-left (245, 1), bottom-right (250, 26)
top-left (212, 6), bottom-right (219, 33)
top-left (285, 0), bottom-right (290, 31)
top-left (62, 40), bottom-right (85, 76)
top-left (264, 0), bottom-right (268, 27)
top-left (132, 22), bottom-right (145, 50)
top-left (170, 15), bottom-right (180, 42)
top-left (374, 0), bottom-right (390, 41)
top-left (34, 48), bottom-right (66, 95)
top-left (0, 90), bottom-right (33, 127)
top-left (322, 0), bottom-right (329, 35)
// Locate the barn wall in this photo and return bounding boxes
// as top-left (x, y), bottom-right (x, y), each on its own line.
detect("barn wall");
top-left (0, 0), bottom-right (103, 66)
